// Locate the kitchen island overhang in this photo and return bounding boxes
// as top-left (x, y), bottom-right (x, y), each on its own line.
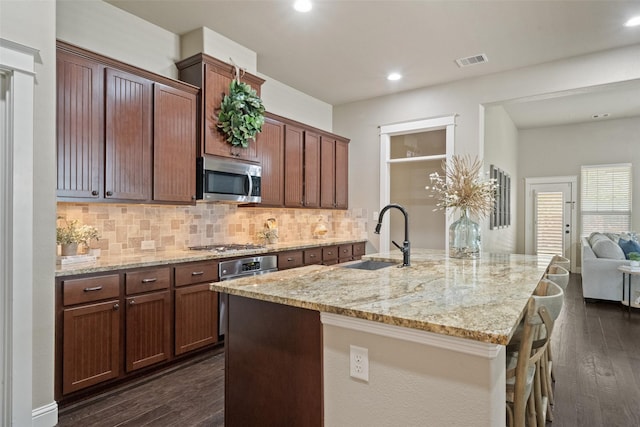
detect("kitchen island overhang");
top-left (211, 249), bottom-right (553, 426)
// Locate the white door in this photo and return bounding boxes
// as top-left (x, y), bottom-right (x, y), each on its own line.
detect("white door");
top-left (529, 182), bottom-right (574, 267)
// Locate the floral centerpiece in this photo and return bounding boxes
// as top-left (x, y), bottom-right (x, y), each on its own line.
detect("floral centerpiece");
top-left (426, 155), bottom-right (497, 258)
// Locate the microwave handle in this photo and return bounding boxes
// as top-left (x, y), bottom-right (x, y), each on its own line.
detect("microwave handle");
top-left (246, 171), bottom-right (253, 198)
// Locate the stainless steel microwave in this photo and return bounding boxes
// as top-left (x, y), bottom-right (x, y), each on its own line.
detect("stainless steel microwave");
top-left (196, 156), bottom-right (261, 203)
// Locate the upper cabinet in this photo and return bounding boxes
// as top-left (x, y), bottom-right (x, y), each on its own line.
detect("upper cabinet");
top-left (56, 41), bottom-right (198, 204)
top-left (320, 136), bottom-right (349, 209)
top-left (175, 54), bottom-right (265, 162)
top-left (256, 116), bottom-right (285, 206)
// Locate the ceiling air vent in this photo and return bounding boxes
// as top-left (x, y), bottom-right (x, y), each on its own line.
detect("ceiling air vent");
top-left (455, 53), bottom-right (488, 68)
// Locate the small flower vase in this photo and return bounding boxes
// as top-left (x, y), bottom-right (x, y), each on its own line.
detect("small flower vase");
top-left (60, 243), bottom-right (78, 257)
top-left (449, 208), bottom-right (481, 259)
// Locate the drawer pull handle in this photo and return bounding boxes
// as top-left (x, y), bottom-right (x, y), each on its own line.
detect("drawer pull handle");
top-left (309, 254), bottom-right (316, 258)
top-left (141, 278), bottom-right (157, 283)
top-left (287, 257), bottom-right (294, 262)
top-left (191, 271), bottom-right (204, 276)
top-left (113, 303), bottom-right (119, 311)
top-left (83, 286), bottom-right (103, 292)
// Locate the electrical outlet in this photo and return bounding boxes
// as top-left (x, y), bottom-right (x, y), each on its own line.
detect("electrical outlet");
top-left (141, 240), bottom-right (155, 250)
top-left (349, 345), bottom-right (369, 381)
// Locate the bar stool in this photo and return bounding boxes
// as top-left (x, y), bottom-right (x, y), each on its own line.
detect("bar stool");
top-left (506, 297), bottom-right (554, 427)
top-left (506, 279), bottom-right (563, 426)
top-left (546, 264), bottom-right (569, 291)
top-left (551, 255), bottom-right (570, 272)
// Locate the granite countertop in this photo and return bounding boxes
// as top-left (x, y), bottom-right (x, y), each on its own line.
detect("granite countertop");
top-left (209, 249), bottom-right (553, 345)
top-left (55, 237), bottom-right (366, 277)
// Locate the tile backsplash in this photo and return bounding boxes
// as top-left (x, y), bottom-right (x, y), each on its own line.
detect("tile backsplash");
top-left (57, 202), bottom-right (368, 256)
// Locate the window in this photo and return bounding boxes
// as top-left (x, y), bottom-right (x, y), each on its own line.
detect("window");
top-left (581, 163), bottom-right (632, 237)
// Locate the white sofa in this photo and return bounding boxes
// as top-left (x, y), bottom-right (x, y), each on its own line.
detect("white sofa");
top-left (581, 234), bottom-right (630, 302)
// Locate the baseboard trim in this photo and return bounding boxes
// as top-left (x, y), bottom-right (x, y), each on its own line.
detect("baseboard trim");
top-left (32, 401), bottom-right (58, 427)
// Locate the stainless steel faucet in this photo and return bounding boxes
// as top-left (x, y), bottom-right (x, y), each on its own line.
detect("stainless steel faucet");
top-left (374, 204), bottom-right (410, 267)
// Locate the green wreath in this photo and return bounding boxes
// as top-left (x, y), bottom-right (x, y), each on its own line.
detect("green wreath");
top-left (217, 80), bottom-right (265, 148)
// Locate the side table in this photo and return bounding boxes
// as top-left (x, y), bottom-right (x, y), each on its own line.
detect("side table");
top-left (618, 265), bottom-right (640, 316)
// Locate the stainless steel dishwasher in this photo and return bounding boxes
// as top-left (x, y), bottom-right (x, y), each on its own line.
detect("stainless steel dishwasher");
top-left (217, 255), bottom-right (278, 337)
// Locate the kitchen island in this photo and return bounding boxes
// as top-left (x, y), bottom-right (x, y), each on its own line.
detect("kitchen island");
top-left (210, 249), bottom-right (553, 426)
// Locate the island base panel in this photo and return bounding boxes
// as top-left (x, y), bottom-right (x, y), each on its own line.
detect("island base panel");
top-left (225, 295), bottom-right (322, 427)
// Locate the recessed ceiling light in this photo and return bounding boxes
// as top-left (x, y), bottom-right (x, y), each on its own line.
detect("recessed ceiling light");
top-left (387, 72), bottom-right (402, 81)
top-left (294, 0), bottom-right (312, 13)
top-left (624, 16), bottom-right (640, 27)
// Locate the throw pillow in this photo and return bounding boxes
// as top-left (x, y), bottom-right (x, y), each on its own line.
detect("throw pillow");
top-left (592, 238), bottom-right (626, 260)
top-left (618, 238), bottom-right (640, 259)
top-left (589, 233), bottom-right (610, 247)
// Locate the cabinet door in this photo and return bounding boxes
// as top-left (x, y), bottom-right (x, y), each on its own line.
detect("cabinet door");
top-left (105, 68), bottom-right (152, 201)
top-left (284, 125), bottom-right (304, 207)
top-left (320, 136), bottom-right (336, 208)
top-left (335, 139), bottom-right (349, 209)
top-left (175, 284), bottom-right (219, 355)
top-left (63, 300), bottom-right (120, 394)
top-left (304, 131), bottom-right (321, 208)
top-left (257, 117), bottom-right (285, 206)
top-left (56, 51), bottom-right (103, 199)
top-left (203, 63), bottom-right (259, 161)
top-left (126, 291), bottom-right (171, 372)
top-left (153, 83), bottom-right (197, 203)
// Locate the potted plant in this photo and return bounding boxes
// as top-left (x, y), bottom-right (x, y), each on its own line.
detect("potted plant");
top-left (217, 79), bottom-right (265, 150)
top-left (257, 228), bottom-right (278, 245)
top-left (629, 252), bottom-right (640, 267)
top-left (56, 217), bottom-right (100, 256)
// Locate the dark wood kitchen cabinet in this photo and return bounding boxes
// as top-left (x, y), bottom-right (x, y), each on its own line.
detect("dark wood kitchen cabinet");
top-left (256, 116), bottom-right (285, 206)
top-left (174, 261), bottom-right (219, 355)
top-left (322, 245), bottom-right (339, 265)
top-left (284, 123), bottom-right (321, 208)
top-left (105, 68), bottom-right (153, 201)
top-left (278, 250), bottom-right (304, 270)
top-left (321, 136), bottom-right (349, 209)
top-left (60, 274), bottom-right (120, 395)
top-left (56, 41), bottom-right (198, 204)
top-left (124, 268), bottom-right (171, 372)
top-left (176, 53), bottom-right (265, 161)
top-left (153, 83), bottom-right (197, 203)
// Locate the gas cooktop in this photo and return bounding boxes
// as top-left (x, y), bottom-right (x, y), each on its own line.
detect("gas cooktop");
top-left (188, 243), bottom-right (266, 252)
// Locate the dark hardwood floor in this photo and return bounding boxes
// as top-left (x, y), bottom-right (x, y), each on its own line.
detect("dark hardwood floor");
top-left (57, 274), bottom-right (640, 426)
top-left (56, 349), bottom-right (225, 427)
top-left (547, 273), bottom-right (640, 426)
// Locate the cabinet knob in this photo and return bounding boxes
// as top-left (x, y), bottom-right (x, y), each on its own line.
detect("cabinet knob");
top-left (113, 303), bottom-right (119, 311)
top-left (91, 190), bottom-right (99, 196)
top-left (129, 300), bottom-right (135, 306)
top-left (106, 191), bottom-right (113, 196)
top-left (301, 200), bottom-right (304, 205)
top-left (287, 257), bottom-right (293, 262)
top-left (309, 254), bottom-right (316, 258)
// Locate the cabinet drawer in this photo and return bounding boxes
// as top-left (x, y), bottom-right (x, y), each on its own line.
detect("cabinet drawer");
top-left (353, 242), bottom-right (366, 259)
top-left (338, 244), bottom-right (353, 260)
top-left (125, 268), bottom-right (171, 295)
top-left (278, 251), bottom-right (304, 270)
top-left (63, 274), bottom-right (120, 306)
top-left (322, 246), bottom-right (338, 263)
top-left (304, 247), bottom-right (322, 265)
top-left (175, 261), bottom-right (218, 287)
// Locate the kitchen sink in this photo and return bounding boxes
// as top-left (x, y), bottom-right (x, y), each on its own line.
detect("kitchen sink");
top-left (341, 260), bottom-right (398, 271)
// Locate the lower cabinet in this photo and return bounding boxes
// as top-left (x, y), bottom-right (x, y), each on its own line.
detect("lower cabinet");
top-left (278, 250), bottom-right (304, 270)
top-left (62, 299), bottom-right (120, 394)
top-left (174, 260), bottom-right (219, 355)
top-left (125, 290), bottom-right (171, 372)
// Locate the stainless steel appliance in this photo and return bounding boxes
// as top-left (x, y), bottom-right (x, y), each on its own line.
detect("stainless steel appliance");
top-left (217, 254), bottom-right (278, 337)
top-left (196, 156), bottom-right (261, 203)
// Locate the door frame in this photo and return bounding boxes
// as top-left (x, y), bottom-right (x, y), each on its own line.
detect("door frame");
top-left (379, 115), bottom-right (456, 252)
top-left (524, 176), bottom-right (578, 272)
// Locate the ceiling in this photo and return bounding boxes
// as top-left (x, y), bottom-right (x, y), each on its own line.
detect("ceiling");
top-left (106, 0), bottom-right (640, 128)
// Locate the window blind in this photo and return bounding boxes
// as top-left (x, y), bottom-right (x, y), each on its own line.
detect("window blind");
top-left (581, 163), bottom-right (632, 237)
top-left (536, 191), bottom-right (564, 256)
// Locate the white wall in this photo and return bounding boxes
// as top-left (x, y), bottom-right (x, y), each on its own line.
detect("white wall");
top-left (517, 116), bottom-right (640, 255)
top-left (57, 0), bottom-right (181, 78)
top-left (334, 44), bottom-right (640, 253)
top-left (0, 0), bottom-right (57, 422)
top-left (483, 105), bottom-right (519, 253)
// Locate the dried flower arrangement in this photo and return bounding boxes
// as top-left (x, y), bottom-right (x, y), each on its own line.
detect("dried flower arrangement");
top-left (426, 155), bottom-right (497, 218)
